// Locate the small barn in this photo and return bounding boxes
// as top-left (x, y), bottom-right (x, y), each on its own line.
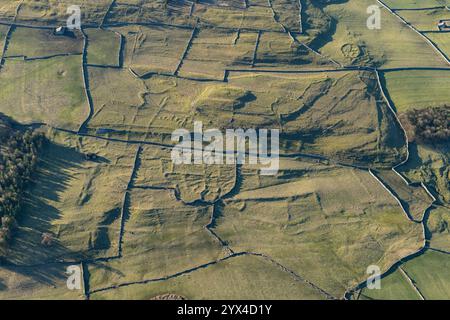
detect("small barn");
top-left (54, 26), bottom-right (67, 36)
top-left (438, 20), bottom-right (450, 31)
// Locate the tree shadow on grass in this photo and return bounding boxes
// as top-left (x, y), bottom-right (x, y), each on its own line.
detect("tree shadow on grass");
top-left (0, 278), bottom-right (6, 290)
top-left (0, 263), bottom-right (72, 289)
top-left (4, 141), bottom-right (87, 266)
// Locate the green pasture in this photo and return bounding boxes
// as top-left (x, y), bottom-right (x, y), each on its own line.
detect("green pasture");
top-left (91, 255), bottom-right (325, 300)
top-left (0, 56), bottom-right (87, 130)
top-left (382, 70), bottom-right (450, 113)
top-left (318, 0), bottom-right (448, 68)
top-left (86, 28), bottom-right (121, 66)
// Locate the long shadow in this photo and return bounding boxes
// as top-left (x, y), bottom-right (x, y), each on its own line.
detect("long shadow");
top-left (1, 141), bottom-right (88, 278)
top-left (0, 262), bottom-right (74, 288)
top-left (0, 278), bottom-right (6, 290)
top-left (303, 0), bottom-right (349, 51)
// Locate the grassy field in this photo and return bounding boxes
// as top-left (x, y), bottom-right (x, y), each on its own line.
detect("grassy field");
top-left (317, 0), bottom-right (448, 68)
top-left (6, 27), bottom-right (83, 58)
top-left (255, 31), bottom-right (332, 69)
top-left (400, 143), bottom-right (450, 204)
top-left (383, 0), bottom-right (449, 9)
top-left (87, 186), bottom-right (226, 291)
top-left (427, 32), bottom-right (450, 60)
top-left (402, 250), bottom-right (450, 299)
top-left (358, 267), bottom-right (420, 300)
top-left (0, 0), bottom-right (448, 300)
top-left (273, 0), bottom-right (301, 32)
top-left (193, 4), bottom-right (282, 31)
top-left (17, 0), bottom-right (111, 25)
top-left (359, 250), bottom-right (450, 299)
top-left (397, 8), bottom-right (450, 31)
top-left (374, 170), bottom-right (434, 221)
top-left (179, 27), bottom-right (255, 80)
top-left (85, 28), bottom-right (121, 66)
top-left (87, 69), bottom-right (410, 169)
top-left (0, 0), bottom-right (22, 20)
top-left (382, 70), bottom-right (450, 113)
top-left (2, 131), bottom-right (136, 265)
top-left (0, 24), bottom-right (9, 52)
top-left (214, 161), bottom-right (423, 297)
top-left (122, 25), bottom-right (193, 76)
top-left (0, 56), bottom-right (87, 129)
top-left (0, 263), bottom-right (84, 300)
top-left (428, 207), bottom-right (450, 252)
top-left (135, 145), bottom-right (236, 203)
top-left (91, 255), bottom-right (325, 300)
top-left (395, 8), bottom-right (450, 60)
top-left (86, 67), bottom-right (168, 141)
top-left (106, 1), bottom-right (195, 26)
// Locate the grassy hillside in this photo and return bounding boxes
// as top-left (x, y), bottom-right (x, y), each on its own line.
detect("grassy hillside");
top-left (0, 0), bottom-right (449, 300)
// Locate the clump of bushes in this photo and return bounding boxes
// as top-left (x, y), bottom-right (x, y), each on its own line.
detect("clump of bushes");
top-left (406, 105), bottom-right (449, 144)
top-left (0, 128), bottom-right (45, 250)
